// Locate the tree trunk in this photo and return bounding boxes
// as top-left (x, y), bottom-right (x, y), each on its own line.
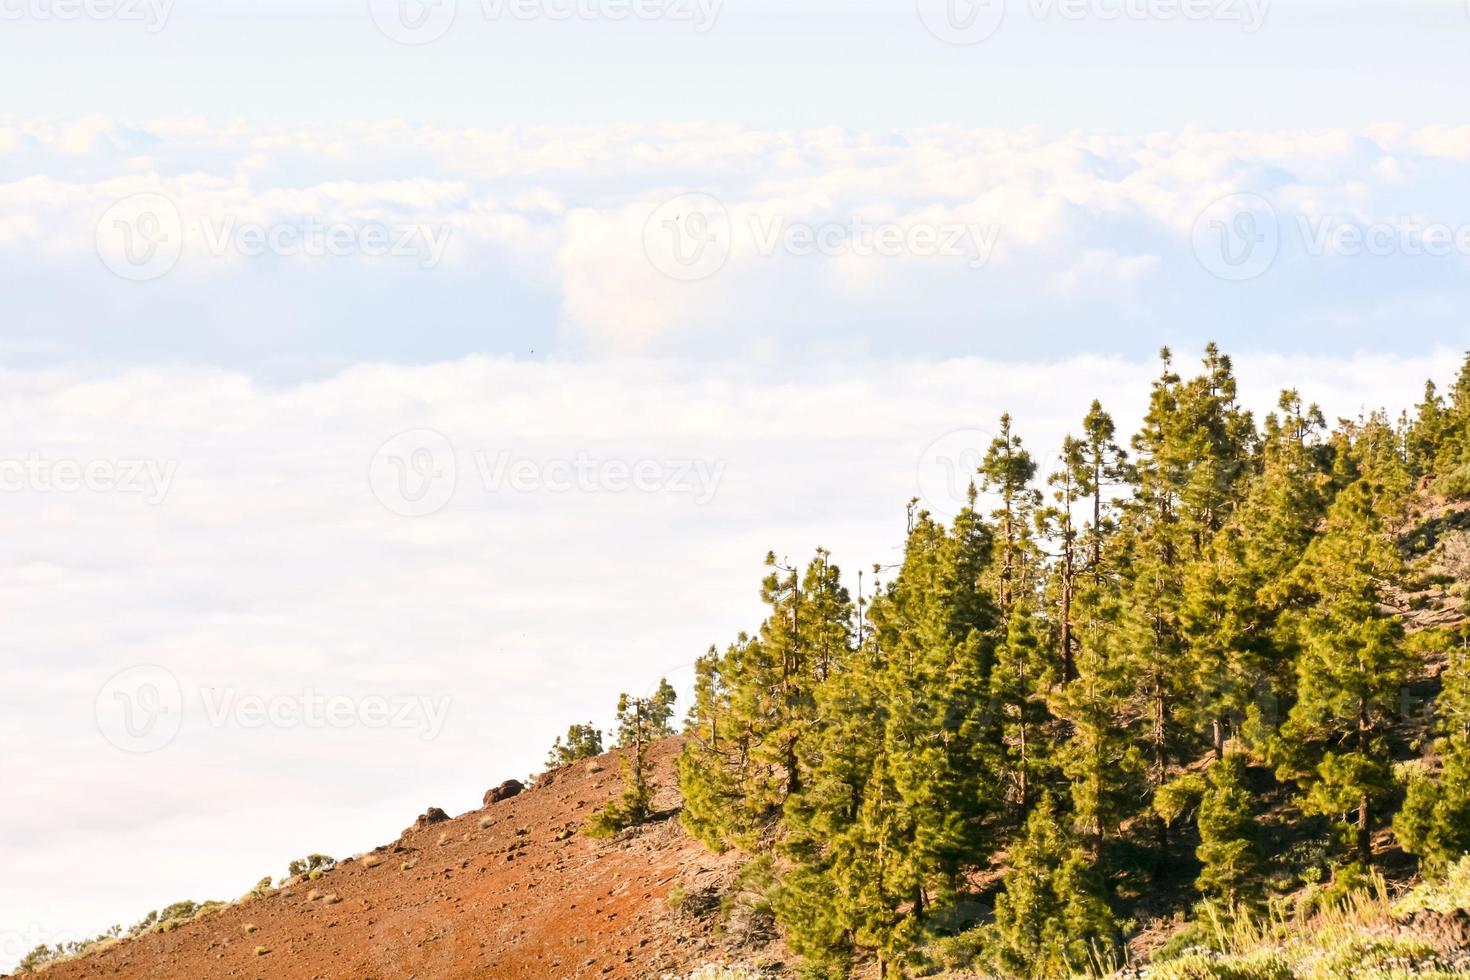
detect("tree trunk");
top-left (1357, 700), bottom-right (1372, 864)
top-left (1061, 538), bottom-right (1076, 683)
top-left (1358, 793), bottom-right (1371, 864)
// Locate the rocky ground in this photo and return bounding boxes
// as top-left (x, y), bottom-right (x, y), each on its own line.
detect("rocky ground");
top-left (21, 738), bottom-right (789, 980)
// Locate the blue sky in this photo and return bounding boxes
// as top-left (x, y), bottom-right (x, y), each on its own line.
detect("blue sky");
top-left (3, 0), bottom-right (1470, 970)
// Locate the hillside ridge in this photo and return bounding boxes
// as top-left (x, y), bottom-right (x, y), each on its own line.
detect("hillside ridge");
top-left (15, 738), bottom-right (782, 980)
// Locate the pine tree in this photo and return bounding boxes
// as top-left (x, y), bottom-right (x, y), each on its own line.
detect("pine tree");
top-left (869, 503), bottom-right (999, 934)
top-left (665, 345), bottom-right (1470, 969)
top-left (1049, 403), bottom-right (1144, 850)
top-left (1395, 631), bottom-right (1470, 873)
top-left (1180, 526), bottom-right (1257, 759)
top-left (1049, 613), bottom-right (1147, 850)
top-left (545, 722), bottom-right (604, 768)
top-left (777, 631), bottom-right (887, 972)
top-left (1122, 346), bottom-right (1255, 801)
top-left (1076, 400), bottom-right (1131, 579)
top-left (1195, 753), bottom-right (1263, 908)
top-left (988, 792), bottom-right (1117, 978)
top-left (679, 641), bottom-right (749, 850)
top-left (1278, 479), bottom-right (1412, 864)
top-left (1043, 436), bottom-right (1085, 682)
top-left (779, 499), bottom-right (999, 977)
top-left (1408, 380), bottom-right (1449, 481)
top-left (1433, 353), bottom-right (1470, 496)
top-left (982, 413), bottom-right (1042, 617)
top-left (1436, 627), bottom-right (1470, 741)
top-left (677, 550), bottom-right (855, 851)
top-left (1395, 743), bottom-right (1470, 875)
top-left (1238, 392), bottom-right (1331, 723)
top-left (1120, 349), bottom-right (1192, 791)
top-left (991, 599), bottom-right (1055, 811)
top-left (587, 692), bottom-right (661, 837)
top-left (616, 678), bottom-right (676, 743)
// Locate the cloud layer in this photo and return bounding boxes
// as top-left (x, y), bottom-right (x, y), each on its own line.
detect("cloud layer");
top-left (0, 348), bottom-right (1462, 965)
top-left (5, 118), bottom-right (1470, 371)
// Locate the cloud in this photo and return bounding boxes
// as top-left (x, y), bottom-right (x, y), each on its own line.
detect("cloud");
top-left (0, 348), bottom-right (1461, 968)
top-left (1053, 248), bottom-right (1161, 293)
top-left (3, 118), bottom-right (1470, 367)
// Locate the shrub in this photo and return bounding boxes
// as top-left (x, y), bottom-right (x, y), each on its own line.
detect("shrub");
top-left (924, 926), bottom-right (988, 972)
top-left (1395, 856), bottom-right (1470, 917)
top-left (1438, 462), bottom-right (1470, 501)
top-left (1397, 739), bottom-right (1470, 875)
top-left (286, 853), bottom-right (336, 880)
top-left (717, 856), bottom-right (779, 945)
top-left (680, 967), bottom-right (771, 980)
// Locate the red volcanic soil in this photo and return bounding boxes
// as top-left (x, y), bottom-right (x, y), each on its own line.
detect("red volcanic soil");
top-left (27, 739), bottom-right (784, 980)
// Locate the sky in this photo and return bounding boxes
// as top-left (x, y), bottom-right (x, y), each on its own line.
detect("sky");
top-left (3, 0), bottom-right (1470, 971)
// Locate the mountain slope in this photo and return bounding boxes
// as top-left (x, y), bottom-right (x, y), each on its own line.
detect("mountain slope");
top-left (21, 738), bottom-right (775, 980)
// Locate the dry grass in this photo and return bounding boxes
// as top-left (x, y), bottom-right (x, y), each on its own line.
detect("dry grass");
top-left (1130, 864), bottom-right (1470, 979)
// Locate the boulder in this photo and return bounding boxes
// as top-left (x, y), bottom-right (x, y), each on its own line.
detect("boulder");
top-left (414, 807), bottom-right (450, 829)
top-left (484, 779), bottom-right (524, 806)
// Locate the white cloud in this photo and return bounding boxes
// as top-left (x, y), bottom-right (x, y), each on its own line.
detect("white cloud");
top-left (0, 348), bottom-right (1461, 968)
top-left (4, 119), bottom-right (1470, 362)
top-left (1053, 249), bottom-right (1161, 293)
